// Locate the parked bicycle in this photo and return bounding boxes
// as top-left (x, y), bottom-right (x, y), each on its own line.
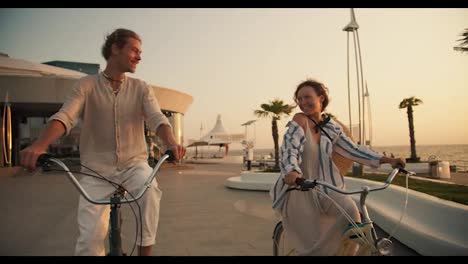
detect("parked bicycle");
top-left (36, 150), bottom-right (175, 256)
top-left (272, 167), bottom-right (415, 256)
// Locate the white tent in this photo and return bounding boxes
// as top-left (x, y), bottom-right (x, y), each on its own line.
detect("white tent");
top-left (200, 114), bottom-right (244, 145)
top-left (186, 115), bottom-right (244, 158)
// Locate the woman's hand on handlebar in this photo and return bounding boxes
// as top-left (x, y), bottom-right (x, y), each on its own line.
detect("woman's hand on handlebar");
top-left (19, 144), bottom-right (48, 172)
top-left (284, 170), bottom-right (301, 186)
top-left (380, 155), bottom-right (406, 169)
top-left (390, 157), bottom-right (406, 169)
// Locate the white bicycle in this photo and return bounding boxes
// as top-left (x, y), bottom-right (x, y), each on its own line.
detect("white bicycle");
top-left (36, 151), bottom-right (174, 256)
top-left (272, 167), bottom-right (415, 256)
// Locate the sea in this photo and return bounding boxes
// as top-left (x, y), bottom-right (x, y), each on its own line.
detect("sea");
top-left (188, 144), bottom-right (468, 172)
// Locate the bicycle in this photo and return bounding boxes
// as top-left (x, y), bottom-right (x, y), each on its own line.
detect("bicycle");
top-left (272, 167), bottom-right (415, 256)
top-left (36, 150), bottom-right (175, 256)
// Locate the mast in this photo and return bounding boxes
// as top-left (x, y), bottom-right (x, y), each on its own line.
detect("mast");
top-left (365, 81), bottom-right (373, 147)
top-left (343, 8), bottom-right (367, 146)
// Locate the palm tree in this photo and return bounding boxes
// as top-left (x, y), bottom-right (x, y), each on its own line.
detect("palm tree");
top-left (454, 28), bottom-right (468, 53)
top-left (254, 99), bottom-right (294, 171)
top-left (399, 97), bottom-right (423, 162)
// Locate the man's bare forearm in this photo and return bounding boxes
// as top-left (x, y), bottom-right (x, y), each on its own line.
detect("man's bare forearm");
top-left (20, 119), bottom-right (67, 170)
top-left (33, 119), bottom-right (67, 149)
top-left (155, 124), bottom-right (177, 147)
top-left (155, 124), bottom-right (186, 161)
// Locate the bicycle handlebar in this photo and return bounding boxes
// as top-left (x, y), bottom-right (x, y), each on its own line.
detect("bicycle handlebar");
top-left (36, 150), bottom-right (176, 205)
top-left (295, 167), bottom-right (415, 195)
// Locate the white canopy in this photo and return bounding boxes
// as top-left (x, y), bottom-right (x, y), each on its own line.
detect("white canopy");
top-left (187, 115), bottom-right (244, 148)
top-left (200, 114), bottom-right (244, 145)
top-left (0, 54), bottom-right (86, 79)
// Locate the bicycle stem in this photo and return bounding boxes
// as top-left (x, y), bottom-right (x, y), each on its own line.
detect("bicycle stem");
top-left (359, 186), bottom-right (372, 224)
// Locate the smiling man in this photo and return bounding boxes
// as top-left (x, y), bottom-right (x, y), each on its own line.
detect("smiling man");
top-left (19, 28), bottom-right (186, 256)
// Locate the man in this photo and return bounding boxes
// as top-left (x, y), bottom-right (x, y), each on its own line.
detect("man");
top-left (247, 147), bottom-right (254, 171)
top-left (20, 28), bottom-right (186, 256)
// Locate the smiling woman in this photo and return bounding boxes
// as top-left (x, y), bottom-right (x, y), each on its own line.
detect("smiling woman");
top-left (269, 78), bottom-right (407, 256)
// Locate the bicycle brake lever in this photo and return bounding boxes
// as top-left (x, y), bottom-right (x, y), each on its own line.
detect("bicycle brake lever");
top-left (309, 179), bottom-right (318, 189)
top-left (302, 179), bottom-right (318, 191)
top-left (164, 150), bottom-right (176, 162)
top-left (295, 178), bottom-right (309, 191)
top-left (36, 153), bottom-right (53, 172)
top-left (397, 167), bottom-right (415, 176)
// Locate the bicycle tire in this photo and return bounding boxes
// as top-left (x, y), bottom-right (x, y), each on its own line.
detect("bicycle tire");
top-left (272, 221), bottom-right (297, 256)
top-left (272, 221), bottom-right (283, 256)
top-left (273, 221), bottom-right (379, 256)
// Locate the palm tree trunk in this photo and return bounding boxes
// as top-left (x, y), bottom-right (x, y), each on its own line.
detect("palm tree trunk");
top-left (407, 105), bottom-right (419, 161)
top-left (272, 118), bottom-right (280, 170)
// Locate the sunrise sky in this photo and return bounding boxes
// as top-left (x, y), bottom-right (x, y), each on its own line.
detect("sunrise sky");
top-left (1, 8), bottom-right (467, 149)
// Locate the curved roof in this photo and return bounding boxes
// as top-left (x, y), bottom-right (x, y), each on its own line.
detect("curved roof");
top-left (152, 85), bottom-right (193, 114)
top-left (0, 55), bottom-right (86, 79)
top-left (0, 55), bottom-right (193, 115)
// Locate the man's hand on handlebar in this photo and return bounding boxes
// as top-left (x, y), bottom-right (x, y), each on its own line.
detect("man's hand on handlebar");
top-left (19, 144), bottom-right (48, 172)
top-left (166, 144), bottom-right (186, 164)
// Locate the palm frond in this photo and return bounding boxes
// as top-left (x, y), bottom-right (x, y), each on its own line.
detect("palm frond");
top-left (454, 28), bottom-right (468, 54)
top-left (399, 97), bottom-right (423, 109)
top-left (254, 99), bottom-right (294, 119)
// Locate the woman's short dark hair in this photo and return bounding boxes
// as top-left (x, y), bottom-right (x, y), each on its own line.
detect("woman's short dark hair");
top-left (293, 79), bottom-right (330, 111)
top-left (101, 28), bottom-right (141, 60)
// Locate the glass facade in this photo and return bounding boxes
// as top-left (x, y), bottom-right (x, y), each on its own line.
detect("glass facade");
top-left (146, 110), bottom-right (184, 157)
top-left (14, 110), bottom-right (185, 160)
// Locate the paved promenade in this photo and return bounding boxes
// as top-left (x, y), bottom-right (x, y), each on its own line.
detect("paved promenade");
top-left (0, 162), bottom-right (418, 256)
top-left (0, 162), bottom-right (278, 256)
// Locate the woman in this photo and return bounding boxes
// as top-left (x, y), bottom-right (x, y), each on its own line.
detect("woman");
top-left (270, 79), bottom-right (405, 256)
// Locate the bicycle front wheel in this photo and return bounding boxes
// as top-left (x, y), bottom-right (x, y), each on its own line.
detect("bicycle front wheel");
top-left (272, 221), bottom-right (296, 256)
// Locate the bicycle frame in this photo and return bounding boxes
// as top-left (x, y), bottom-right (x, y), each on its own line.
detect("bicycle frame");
top-left (38, 151), bottom-right (174, 256)
top-left (272, 167), bottom-right (414, 256)
top-left (108, 186), bottom-right (126, 256)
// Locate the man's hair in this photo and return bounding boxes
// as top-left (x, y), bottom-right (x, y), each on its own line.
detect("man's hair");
top-left (101, 28), bottom-right (141, 60)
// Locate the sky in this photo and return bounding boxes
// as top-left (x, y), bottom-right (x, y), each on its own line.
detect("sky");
top-left (1, 8), bottom-right (467, 149)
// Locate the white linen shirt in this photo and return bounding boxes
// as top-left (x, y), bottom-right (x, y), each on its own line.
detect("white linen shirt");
top-left (50, 73), bottom-right (171, 176)
top-left (270, 118), bottom-right (383, 211)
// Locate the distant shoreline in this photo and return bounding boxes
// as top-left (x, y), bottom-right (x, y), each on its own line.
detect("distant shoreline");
top-left (222, 143), bottom-right (468, 151)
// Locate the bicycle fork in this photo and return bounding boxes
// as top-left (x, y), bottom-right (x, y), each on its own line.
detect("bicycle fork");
top-left (359, 187), bottom-right (393, 256)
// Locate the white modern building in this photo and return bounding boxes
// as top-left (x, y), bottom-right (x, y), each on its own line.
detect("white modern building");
top-left (0, 54), bottom-right (193, 166)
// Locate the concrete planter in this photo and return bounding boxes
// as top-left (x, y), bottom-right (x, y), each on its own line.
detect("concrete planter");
top-left (224, 170), bottom-right (279, 191)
